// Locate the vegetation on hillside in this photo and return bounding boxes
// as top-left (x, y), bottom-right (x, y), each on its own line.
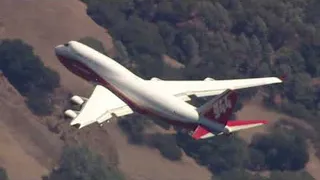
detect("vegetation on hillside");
top-left (79, 0), bottom-right (320, 179)
top-left (0, 39), bottom-right (60, 115)
top-left (118, 116), bottom-right (182, 160)
top-left (248, 122), bottom-right (309, 171)
top-left (216, 169), bottom-right (314, 180)
top-left (176, 122), bottom-right (309, 175)
top-left (81, 0), bottom-right (320, 132)
top-left (44, 146), bottom-right (125, 180)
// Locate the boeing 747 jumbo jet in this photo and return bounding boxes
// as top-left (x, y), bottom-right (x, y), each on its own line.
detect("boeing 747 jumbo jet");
top-left (55, 41), bottom-right (283, 140)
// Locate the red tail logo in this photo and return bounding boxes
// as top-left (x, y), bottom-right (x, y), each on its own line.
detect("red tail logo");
top-left (212, 94), bottom-right (232, 119)
top-left (200, 89), bottom-right (237, 125)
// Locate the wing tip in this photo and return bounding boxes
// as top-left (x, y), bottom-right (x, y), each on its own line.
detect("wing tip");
top-left (278, 74), bottom-right (287, 82)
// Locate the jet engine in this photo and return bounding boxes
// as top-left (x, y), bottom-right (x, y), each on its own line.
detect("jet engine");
top-left (70, 95), bottom-right (87, 106)
top-left (151, 77), bottom-right (162, 81)
top-left (204, 77), bottom-right (215, 81)
top-left (64, 109), bottom-right (79, 119)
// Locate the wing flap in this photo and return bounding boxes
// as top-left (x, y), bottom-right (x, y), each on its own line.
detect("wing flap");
top-left (70, 85), bottom-right (133, 128)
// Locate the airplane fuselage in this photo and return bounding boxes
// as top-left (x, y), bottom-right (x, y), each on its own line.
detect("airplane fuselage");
top-left (55, 41), bottom-right (201, 128)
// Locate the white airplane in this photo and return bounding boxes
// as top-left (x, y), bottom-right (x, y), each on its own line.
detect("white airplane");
top-left (54, 41), bottom-right (283, 140)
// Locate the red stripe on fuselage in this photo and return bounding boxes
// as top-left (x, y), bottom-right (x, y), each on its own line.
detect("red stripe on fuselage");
top-left (57, 55), bottom-right (198, 130)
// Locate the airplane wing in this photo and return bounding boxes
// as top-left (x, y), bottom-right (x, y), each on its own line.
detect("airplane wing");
top-left (147, 77), bottom-right (282, 101)
top-left (65, 85), bottom-right (133, 129)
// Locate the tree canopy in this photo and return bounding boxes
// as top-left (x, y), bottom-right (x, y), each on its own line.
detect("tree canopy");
top-left (0, 39), bottom-right (60, 115)
top-left (79, 0), bottom-right (320, 179)
top-left (249, 126), bottom-right (309, 171)
top-left (44, 146), bottom-right (124, 180)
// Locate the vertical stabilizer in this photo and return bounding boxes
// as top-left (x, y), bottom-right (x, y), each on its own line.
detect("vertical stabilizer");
top-left (197, 89), bottom-right (237, 125)
top-left (193, 89), bottom-right (267, 140)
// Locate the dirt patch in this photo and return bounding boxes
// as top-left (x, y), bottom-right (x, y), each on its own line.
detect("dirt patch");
top-left (0, 77), bottom-right (63, 180)
top-left (306, 141), bottom-right (320, 180)
top-left (236, 100), bottom-right (314, 143)
top-left (162, 54), bottom-right (185, 69)
top-left (0, 121), bottom-right (48, 180)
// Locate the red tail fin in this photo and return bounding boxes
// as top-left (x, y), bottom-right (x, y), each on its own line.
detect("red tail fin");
top-left (197, 89), bottom-right (237, 125)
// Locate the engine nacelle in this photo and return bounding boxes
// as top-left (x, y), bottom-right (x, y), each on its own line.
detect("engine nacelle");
top-left (151, 77), bottom-right (162, 81)
top-left (204, 77), bottom-right (215, 81)
top-left (70, 95), bottom-right (85, 106)
top-left (64, 109), bottom-right (78, 119)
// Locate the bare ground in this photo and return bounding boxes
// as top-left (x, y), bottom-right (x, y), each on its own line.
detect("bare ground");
top-left (0, 77), bottom-right (63, 180)
top-left (236, 102), bottom-right (314, 142)
top-left (0, 121), bottom-right (48, 180)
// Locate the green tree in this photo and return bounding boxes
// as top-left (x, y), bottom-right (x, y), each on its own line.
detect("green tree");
top-left (246, 148), bottom-right (266, 171)
top-left (80, 0), bottom-right (320, 169)
top-left (254, 16), bottom-right (268, 38)
top-left (146, 133), bottom-right (182, 161)
top-left (249, 35), bottom-right (262, 60)
top-left (262, 43), bottom-right (274, 63)
top-left (284, 73), bottom-right (315, 109)
top-left (180, 34), bottom-right (200, 65)
top-left (254, 62), bottom-right (271, 77)
top-left (177, 132), bottom-right (249, 174)
top-left (269, 171), bottom-right (314, 180)
top-left (117, 116), bottom-right (146, 145)
top-left (250, 126), bottom-right (309, 171)
top-left (238, 33), bottom-right (251, 53)
top-left (45, 146), bottom-right (124, 180)
top-left (0, 39), bottom-right (60, 115)
top-left (113, 15), bottom-right (166, 56)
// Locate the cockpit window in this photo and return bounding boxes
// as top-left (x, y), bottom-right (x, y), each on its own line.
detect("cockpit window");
top-left (64, 43), bottom-right (69, 47)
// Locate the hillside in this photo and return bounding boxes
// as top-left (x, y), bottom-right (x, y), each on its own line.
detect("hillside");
top-left (0, 1), bottom-right (212, 180)
top-left (0, 76), bottom-right (62, 180)
top-left (236, 97), bottom-right (320, 179)
top-left (0, 0), bottom-right (319, 180)
top-left (78, 0), bottom-right (320, 179)
top-left (0, 0), bottom-right (113, 94)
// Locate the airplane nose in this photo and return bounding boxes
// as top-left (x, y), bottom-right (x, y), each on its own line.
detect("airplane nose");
top-left (54, 45), bottom-right (65, 56)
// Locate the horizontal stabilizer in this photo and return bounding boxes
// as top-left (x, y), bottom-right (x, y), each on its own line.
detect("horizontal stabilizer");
top-left (226, 120), bottom-right (268, 132)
